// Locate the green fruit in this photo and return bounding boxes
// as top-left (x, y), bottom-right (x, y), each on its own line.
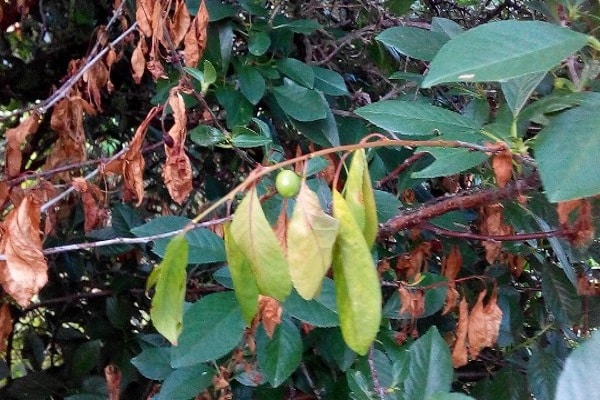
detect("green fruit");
top-left (275, 170), bottom-right (301, 198)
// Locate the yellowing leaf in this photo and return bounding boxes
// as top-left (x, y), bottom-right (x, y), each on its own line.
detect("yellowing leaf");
top-left (231, 186), bottom-right (292, 301)
top-left (150, 234), bottom-right (188, 345)
top-left (287, 183), bottom-right (339, 300)
top-left (332, 190), bottom-right (381, 355)
top-left (344, 149), bottom-right (378, 247)
top-left (224, 222), bottom-right (259, 324)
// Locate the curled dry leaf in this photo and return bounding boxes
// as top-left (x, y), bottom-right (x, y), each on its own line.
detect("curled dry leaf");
top-left (83, 60), bottom-right (110, 111)
top-left (5, 112), bottom-right (40, 178)
top-left (479, 203), bottom-right (513, 264)
top-left (257, 295), bottom-right (282, 338)
top-left (492, 149), bottom-right (512, 188)
top-left (452, 297), bottom-right (469, 367)
top-left (442, 245), bottom-right (462, 281)
top-left (557, 199), bottom-right (594, 247)
top-left (0, 195), bottom-right (48, 307)
top-left (442, 286), bottom-right (459, 316)
top-left (398, 286), bottom-right (425, 319)
top-left (183, 0), bottom-right (209, 67)
top-left (395, 242), bottom-right (433, 281)
top-left (135, 0), bottom-right (154, 37)
top-left (466, 289), bottom-right (502, 359)
top-left (72, 178), bottom-right (107, 233)
top-left (163, 91), bottom-right (192, 204)
top-left (169, 0), bottom-right (191, 48)
top-left (131, 37), bottom-right (147, 84)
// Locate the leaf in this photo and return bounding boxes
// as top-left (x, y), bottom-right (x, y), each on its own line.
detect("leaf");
top-left (404, 327), bottom-right (453, 399)
top-left (534, 103), bottom-right (600, 202)
top-left (376, 26), bottom-right (449, 61)
top-left (343, 149), bottom-right (378, 247)
top-left (542, 265), bottom-right (581, 326)
top-left (422, 20), bottom-right (589, 87)
top-left (171, 292), bottom-right (246, 367)
top-left (528, 346), bottom-right (562, 400)
top-left (230, 186), bottom-right (292, 300)
top-left (283, 279), bottom-right (339, 327)
top-left (163, 91), bottom-right (192, 204)
top-left (274, 19), bottom-right (322, 34)
top-left (331, 190), bottom-right (382, 355)
top-left (231, 133), bottom-right (272, 148)
top-left (256, 318), bottom-right (303, 387)
top-left (430, 17), bottom-right (464, 39)
top-left (276, 58), bottom-right (314, 88)
top-left (428, 394), bottom-right (476, 400)
top-left (150, 235), bottom-right (188, 345)
top-left (272, 80), bottom-right (328, 121)
top-left (183, 0), bottom-right (209, 67)
top-left (0, 195), bottom-right (48, 307)
top-left (287, 183), bottom-right (339, 299)
top-left (452, 298), bottom-right (469, 367)
top-left (239, 65), bottom-right (266, 104)
top-left (216, 86), bottom-right (254, 128)
top-left (189, 124), bottom-right (227, 146)
top-left (311, 66), bottom-right (349, 96)
top-left (355, 100), bottom-right (480, 136)
top-left (501, 71), bottom-right (547, 116)
top-left (291, 95), bottom-right (340, 147)
top-left (555, 331), bottom-right (600, 400)
top-left (0, 303), bottom-right (12, 353)
top-left (491, 146), bottom-right (513, 188)
top-left (224, 223), bottom-right (259, 324)
top-left (248, 29), bottom-right (271, 56)
top-left (156, 363), bottom-right (212, 400)
top-left (467, 289), bottom-right (502, 359)
top-left (412, 147), bottom-right (488, 178)
top-left (5, 112), bottom-right (40, 178)
top-left (130, 347), bottom-right (173, 380)
top-left (257, 295), bottom-right (282, 338)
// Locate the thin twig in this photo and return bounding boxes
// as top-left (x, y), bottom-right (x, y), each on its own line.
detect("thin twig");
top-left (368, 346), bottom-right (386, 400)
top-left (421, 222), bottom-right (567, 241)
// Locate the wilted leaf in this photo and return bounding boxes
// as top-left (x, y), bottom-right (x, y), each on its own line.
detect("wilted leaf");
top-left (131, 37), bottom-right (147, 84)
top-left (344, 150), bottom-right (378, 247)
top-left (442, 286), bottom-right (459, 316)
top-left (150, 234), bottom-right (188, 345)
top-left (273, 206), bottom-right (288, 252)
top-left (135, 0), bottom-right (153, 37)
top-left (258, 295), bottom-right (282, 338)
top-left (169, 0), bottom-right (191, 47)
top-left (5, 112), bottom-right (40, 178)
top-left (479, 204), bottom-right (513, 264)
top-left (0, 303), bottom-right (12, 353)
top-left (556, 199), bottom-right (594, 247)
top-left (183, 0), bottom-right (209, 67)
top-left (163, 90), bottom-right (192, 204)
top-left (452, 297), bottom-right (469, 367)
top-left (467, 289), bottom-right (502, 359)
top-left (72, 178), bottom-right (108, 233)
top-left (332, 190), bottom-right (381, 355)
top-left (224, 222), bottom-right (259, 324)
top-left (398, 286), bottom-right (425, 318)
top-left (287, 183), bottom-right (339, 299)
top-left (395, 242), bottom-right (433, 281)
top-left (0, 195), bottom-right (48, 307)
top-left (442, 245), bottom-right (462, 281)
top-left (83, 61), bottom-right (110, 111)
top-left (230, 186), bottom-right (292, 300)
top-left (491, 146), bottom-right (512, 188)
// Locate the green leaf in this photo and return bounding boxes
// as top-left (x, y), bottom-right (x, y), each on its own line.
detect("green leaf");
top-left (374, 189), bottom-right (402, 223)
top-left (171, 292), bottom-right (246, 367)
top-left (276, 58), bottom-right (314, 88)
top-left (189, 124), bottom-right (227, 147)
top-left (534, 103), bottom-right (600, 201)
top-left (376, 26), bottom-right (449, 61)
top-left (216, 87), bottom-right (254, 128)
top-left (184, 66), bottom-right (204, 83)
top-left (332, 190), bottom-right (382, 355)
top-left (272, 80), bottom-right (328, 122)
top-left (231, 186), bottom-right (292, 300)
top-left (312, 66), bottom-right (349, 96)
top-left (71, 340), bottom-right (102, 378)
top-left (355, 100), bottom-right (480, 135)
top-left (274, 19), bottom-right (322, 34)
top-left (156, 363), bottom-right (212, 400)
top-left (556, 332), bottom-right (600, 400)
top-left (528, 346), bottom-right (562, 400)
top-left (404, 327), bottom-right (452, 399)
top-left (130, 347), bottom-right (173, 380)
top-left (224, 223), bottom-right (259, 325)
top-left (472, 366), bottom-right (530, 400)
top-left (411, 147), bottom-right (489, 178)
top-left (542, 265), bottom-right (581, 326)
top-left (292, 95), bottom-right (340, 146)
top-left (430, 17), bottom-right (464, 39)
top-left (343, 149), bottom-right (378, 247)
top-left (283, 279), bottom-right (339, 327)
top-left (256, 319), bottom-right (303, 387)
top-left (288, 183), bottom-right (339, 299)
top-left (248, 30), bottom-right (271, 56)
top-left (501, 71), bottom-right (547, 116)
top-left (232, 133), bottom-right (272, 148)
top-left (239, 65), bottom-right (266, 105)
top-left (204, 0), bottom-right (236, 20)
top-left (422, 20), bottom-right (589, 87)
top-left (428, 393), bottom-right (476, 400)
top-left (150, 235), bottom-right (188, 345)
top-left (203, 60), bottom-right (217, 85)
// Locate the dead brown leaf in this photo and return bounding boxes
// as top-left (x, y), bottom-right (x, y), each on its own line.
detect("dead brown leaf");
top-left (398, 286), bottom-right (425, 319)
top-left (72, 178), bottom-right (107, 233)
top-left (5, 112), bottom-right (40, 178)
top-left (395, 242), bottom-right (432, 281)
top-left (452, 297), bottom-right (469, 367)
top-left (135, 0), bottom-right (154, 37)
top-left (257, 295), bottom-right (282, 338)
top-left (442, 285), bottom-right (459, 315)
top-left (163, 91), bottom-right (192, 204)
top-left (0, 303), bottom-right (12, 353)
top-left (557, 199), bottom-right (594, 247)
top-left (183, 0), bottom-right (209, 67)
top-left (492, 150), bottom-right (512, 188)
top-left (442, 245), bottom-right (462, 281)
top-left (0, 195), bottom-right (48, 307)
top-left (131, 37), bottom-right (147, 84)
top-left (479, 203), bottom-right (513, 264)
top-left (467, 289), bottom-right (502, 359)
top-left (169, 0), bottom-right (191, 48)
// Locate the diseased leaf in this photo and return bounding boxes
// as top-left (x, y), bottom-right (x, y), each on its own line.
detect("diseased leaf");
top-left (231, 186), bottom-right (292, 300)
top-left (287, 183), bottom-right (339, 299)
top-left (452, 298), bottom-right (469, 367)
top-left (150, 235), bottom-right (188, 345)
top-left (224, 223), bottom-right (259, 324)
top-left (257, 295), bottom-right (282, 338)
top-left (343, 150), bottom-right (378, 247)
top-left (332, 190), bottom-right (381, 355)
top-left (0, 195), bottom-right (48, 307)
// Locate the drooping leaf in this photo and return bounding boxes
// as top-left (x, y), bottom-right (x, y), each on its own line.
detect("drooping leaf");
top-left (343, 150), bottom-right (378, 247)
top-left (412, 147), bottom-right (489, 178)
top-left (332, 190), bottom-right (382, 355)
top-left (150, 235), bottom-right (188, 345)
top-left (355, 100), bottom-right (480, 136)
top-left (534, 103), bottom-right (600, 202)
top-left (171, 292), bottom-right (246, 367)
top-left (422, 20), bottom-right (589, 87)
top-left (542, 265), bottom-right (581, 326)
top-left (224, 223), bottom-right (259, 324)
top-left (272, 80), bottom-right (328, 121)
top-left (555, 331), bottom-right (600, 400)
top-left (404, 327), bottom-right (453, 399)
top-left (231, 186), bottom-right (292, 300)
top-left (376, 26), bottom-right (449, 61)
top-left (287, 183), bottom-right (339, 299)
top-left (256, 318), bottom-right (303, 387)
top-left (155, 363), bottom-right (212, 400)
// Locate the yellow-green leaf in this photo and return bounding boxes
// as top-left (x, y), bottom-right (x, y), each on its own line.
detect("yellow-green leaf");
top-left (231, 186), bottom-right (292, 300)
top-left (344, 149), bottom-right (378, 247)
top-left (224, 222), bottom-right (259, 324)
top-left (288, 183), bottom-right (339, 300)
top-left (150, 234), bottom-right (188, 345)
top-left (332, 190), bottom-right (382, 355)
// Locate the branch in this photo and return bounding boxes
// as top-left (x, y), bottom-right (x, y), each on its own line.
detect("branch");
top-left (420, 222), bottom-right (566, 241)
